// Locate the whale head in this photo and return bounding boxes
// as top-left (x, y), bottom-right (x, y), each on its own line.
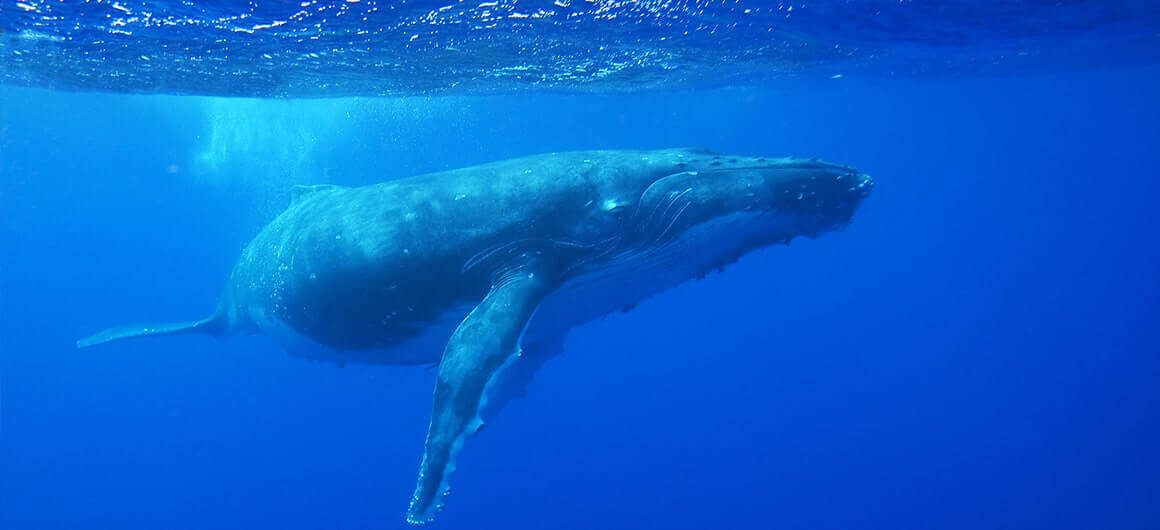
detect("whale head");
top-left (554, 152), bottom-right (873, 281)
top-left (616, 154), bottom-right (874, 253)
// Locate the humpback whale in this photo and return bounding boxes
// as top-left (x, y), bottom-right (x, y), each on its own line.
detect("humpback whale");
top-left (77, 148), bottom-right (874, 524)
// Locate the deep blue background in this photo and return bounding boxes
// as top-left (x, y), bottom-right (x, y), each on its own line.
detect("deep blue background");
top-left (2, 67), bottom-right (1159, 529)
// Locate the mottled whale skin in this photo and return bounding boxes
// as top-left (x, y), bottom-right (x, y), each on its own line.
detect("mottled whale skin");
top-left (77, 148), bottom-right (874, 524)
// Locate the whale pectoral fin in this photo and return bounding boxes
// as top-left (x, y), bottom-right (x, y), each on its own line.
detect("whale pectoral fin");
top-left (406, 272), bottom-right (550, 525)
top-left (478, 333), bottom-right (565, 420)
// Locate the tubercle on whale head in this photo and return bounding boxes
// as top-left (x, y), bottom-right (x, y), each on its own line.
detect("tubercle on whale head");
top-left (760, 159), bottom-right (874, 233)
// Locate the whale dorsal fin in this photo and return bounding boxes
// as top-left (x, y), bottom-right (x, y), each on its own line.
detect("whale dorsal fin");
top-left (290, 184), bottom-right (341, 205)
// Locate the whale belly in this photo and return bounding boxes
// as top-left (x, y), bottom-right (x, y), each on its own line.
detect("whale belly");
top-left (249, 304), bottom-right (473, 366)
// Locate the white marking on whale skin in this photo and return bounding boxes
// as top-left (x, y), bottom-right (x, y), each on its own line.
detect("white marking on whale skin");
top-left (462, 236), bottom-right (614, 275)
top-left (248, 304), bottom-right (473, 366)
top-left (461, 238), bottom-right (536, 274)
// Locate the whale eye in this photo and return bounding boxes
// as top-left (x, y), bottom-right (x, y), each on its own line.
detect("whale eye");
top-left (602, 198), bottom-right (629, 217)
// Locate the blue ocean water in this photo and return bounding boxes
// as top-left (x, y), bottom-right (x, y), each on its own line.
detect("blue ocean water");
top-left (2, 2), bottom-right (1160, 529)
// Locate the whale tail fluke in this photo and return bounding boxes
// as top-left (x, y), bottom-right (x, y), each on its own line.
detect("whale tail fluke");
top-left (76, 314), bottom-right (225, 349)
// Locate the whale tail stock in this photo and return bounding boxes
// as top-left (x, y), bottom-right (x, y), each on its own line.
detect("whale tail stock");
top-left (76, 313), bottom-right (226, 349)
